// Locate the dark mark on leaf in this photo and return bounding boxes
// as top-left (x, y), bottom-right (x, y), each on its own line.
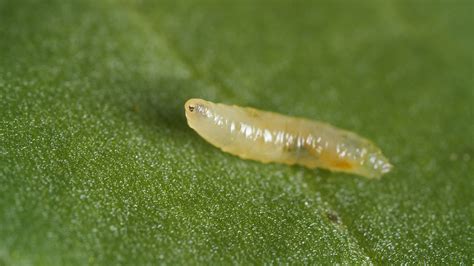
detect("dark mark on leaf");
top-left (327, 210), bottom-right (340, 224)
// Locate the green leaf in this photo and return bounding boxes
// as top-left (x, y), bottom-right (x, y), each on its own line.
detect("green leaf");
top-left (1, 0), bottom-right (473, 264)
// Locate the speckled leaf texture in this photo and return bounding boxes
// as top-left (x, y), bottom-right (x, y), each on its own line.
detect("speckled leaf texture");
top-left (1, 0), bottom-right (473, 264)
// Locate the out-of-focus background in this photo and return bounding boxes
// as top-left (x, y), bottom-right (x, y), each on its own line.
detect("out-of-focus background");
top-left (1, 0), bottom-right (473, 264)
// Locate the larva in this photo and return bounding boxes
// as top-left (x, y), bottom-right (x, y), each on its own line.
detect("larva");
top-left (184, 98), bottom-right (392, 178)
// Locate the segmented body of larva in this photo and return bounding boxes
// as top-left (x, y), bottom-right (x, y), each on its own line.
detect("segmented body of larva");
top-left (185, 98), bottom-right (392, 178)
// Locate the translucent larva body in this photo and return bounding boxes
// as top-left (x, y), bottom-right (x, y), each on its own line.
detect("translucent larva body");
top-left (185, 98), bottom-right (392, 179)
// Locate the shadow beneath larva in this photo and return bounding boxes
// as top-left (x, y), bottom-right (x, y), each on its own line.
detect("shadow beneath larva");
top-left (296, 165), bottom-right (349, 188)
top-left (303, 166), bottom-right (332, 179)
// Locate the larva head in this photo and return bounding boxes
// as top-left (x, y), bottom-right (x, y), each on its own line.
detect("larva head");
top-left (185, 98), bottom-right (229, 148)
top-left (185, 98), bottom-right (227, 147)
top-left (185, 98), bottom-right (211, 118)
top-left (184, 98), bottom-right (215, 131)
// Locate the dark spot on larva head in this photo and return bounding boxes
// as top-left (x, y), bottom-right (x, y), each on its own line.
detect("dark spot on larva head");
top-left (185, 99), bottom-right (200, 115)
top-left (184, 98), bottom-right (210, 118)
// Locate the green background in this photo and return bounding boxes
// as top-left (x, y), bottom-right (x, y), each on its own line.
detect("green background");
top-left (1, 0), bottom-right (473, 264)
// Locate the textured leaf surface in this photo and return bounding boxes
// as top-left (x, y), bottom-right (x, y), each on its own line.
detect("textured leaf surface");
top-left (1, 0), bottom-right (473, 264)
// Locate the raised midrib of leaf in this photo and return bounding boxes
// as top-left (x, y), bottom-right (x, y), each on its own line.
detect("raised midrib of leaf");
top-left (1, 0), bottom-right (473, 264)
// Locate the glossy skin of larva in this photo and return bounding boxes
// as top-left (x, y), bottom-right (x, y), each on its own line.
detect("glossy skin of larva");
top-left (185, 98), bottom-right (392, 179)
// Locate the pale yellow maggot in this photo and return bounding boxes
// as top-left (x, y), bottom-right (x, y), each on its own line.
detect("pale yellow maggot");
top-left (185, 98), bottom-right (392, 179)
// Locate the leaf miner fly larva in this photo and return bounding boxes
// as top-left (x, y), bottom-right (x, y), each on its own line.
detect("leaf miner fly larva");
top-left (185, 98), bottom-right (392, 179)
